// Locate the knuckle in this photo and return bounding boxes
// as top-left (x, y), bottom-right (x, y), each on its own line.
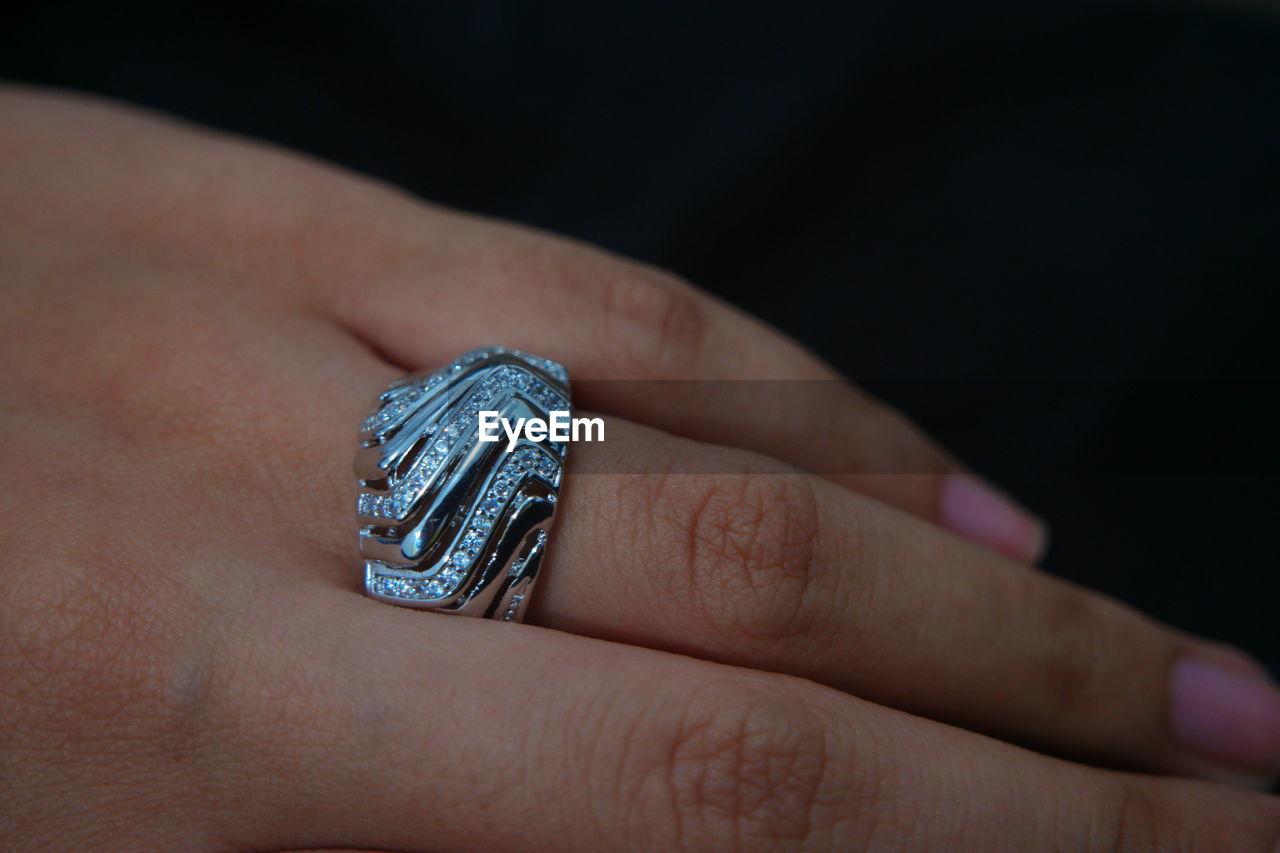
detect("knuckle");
top-left (44, 313), bottom-right (250, 465)
top-left (0, 538), bottom-right (203, 749)
top-left (1101, 780), bottom-right (1280, 853)
top-left (652, 678), bottom-right (834, 850)
top-left (597, 265), bottom-right (705, 378)
top-left (0, 548), bottom-right (221, 844)
top-left (1101, 780), bottom-right (1176, 853)
top-left (529, 242), bottom-right (705, 377)
top-left (658, 469), bottom-right (820, 648)
top-left (1040, 590), bottom-right (1111, 721)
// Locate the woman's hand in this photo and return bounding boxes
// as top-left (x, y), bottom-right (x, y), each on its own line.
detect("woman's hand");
top-left (1, 85), bottom-right (1277, 851)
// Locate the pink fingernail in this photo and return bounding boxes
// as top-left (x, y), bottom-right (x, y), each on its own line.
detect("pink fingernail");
top-left (939, 474), bottom-right (1046, 562)
top-left (1171, 657), bottom-right (1280, 780)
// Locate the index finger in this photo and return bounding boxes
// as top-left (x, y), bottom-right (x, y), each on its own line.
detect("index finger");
top-left (311, 206), bottom-right (1045, 561)
top-left (0, 84), bottom-right (1042, 560)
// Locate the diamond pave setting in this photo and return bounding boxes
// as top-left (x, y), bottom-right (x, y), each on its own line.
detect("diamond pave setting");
top-left (355, 348), bottom-right (570, 622)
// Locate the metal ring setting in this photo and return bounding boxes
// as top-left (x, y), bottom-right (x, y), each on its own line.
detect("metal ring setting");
top-left (354, 347), bottom-right (570, 622)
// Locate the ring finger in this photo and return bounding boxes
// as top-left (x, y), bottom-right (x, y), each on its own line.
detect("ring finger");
top-left (531, 415), bottom-right (1280, 787)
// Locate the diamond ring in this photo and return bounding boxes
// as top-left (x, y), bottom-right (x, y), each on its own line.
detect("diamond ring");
top-left (354, 348), bottom-right (571, 622)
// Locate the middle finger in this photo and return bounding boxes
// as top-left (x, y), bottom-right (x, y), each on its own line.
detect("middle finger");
top-left (534, 416), bottom-right (1280, 786)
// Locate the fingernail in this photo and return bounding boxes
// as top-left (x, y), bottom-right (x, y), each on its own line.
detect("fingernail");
top-left (1170, 657), bottom-right (1280, 783)
top-left (939, 474), bottom-right (1047, 563)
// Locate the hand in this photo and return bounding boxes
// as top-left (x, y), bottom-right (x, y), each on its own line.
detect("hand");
top-left (2, 85), bottom-right (1277, 852)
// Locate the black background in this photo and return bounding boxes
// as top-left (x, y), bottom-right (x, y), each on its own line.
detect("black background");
top-left (4, 2), bottom-right (1277, 665)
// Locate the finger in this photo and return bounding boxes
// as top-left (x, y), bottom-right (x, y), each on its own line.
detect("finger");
top-left (209, 590), bottom-right (1280, 853)
top-left (306, 205), bottom-right (1044, 561)
top-left (0, 84), bottom-right (1042, 560)
top-left (534, 415), bottom-right (1280, 787)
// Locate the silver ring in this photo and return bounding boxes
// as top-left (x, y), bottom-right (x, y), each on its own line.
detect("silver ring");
top-left (354, 347), bottom-right (571, 622)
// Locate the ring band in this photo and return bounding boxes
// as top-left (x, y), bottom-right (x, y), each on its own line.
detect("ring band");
top-left (354, 347), bottom-right (571, 622)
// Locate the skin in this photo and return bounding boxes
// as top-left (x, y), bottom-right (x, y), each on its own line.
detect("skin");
top-left (0, 85), bottom-right (1277, 852)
